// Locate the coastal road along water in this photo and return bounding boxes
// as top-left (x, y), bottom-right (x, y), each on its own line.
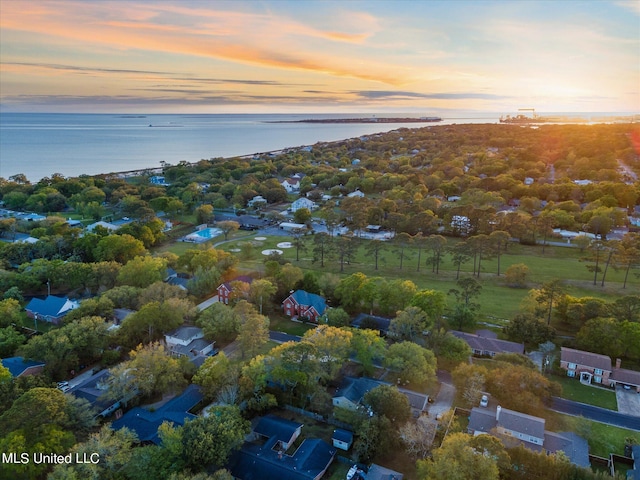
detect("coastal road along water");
top-left (551, 397), bottom-right (640, 431)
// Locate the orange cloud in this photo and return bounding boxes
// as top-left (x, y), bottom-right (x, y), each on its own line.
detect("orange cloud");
top-left (1, 1), bottom-right (402, 84)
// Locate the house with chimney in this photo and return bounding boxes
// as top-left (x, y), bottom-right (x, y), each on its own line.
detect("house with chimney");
top-left (560, 347), bottom-right (640, 392)
top-left (25, 295), bottom-right (79, 325)
top-left (282, 290), bottom-right (327, 323)
top-left (560, 347), bottom-right (612, 386)
top-left (468, 405), bottom-right (589, 467)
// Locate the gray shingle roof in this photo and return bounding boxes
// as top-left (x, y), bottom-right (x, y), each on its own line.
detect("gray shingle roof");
top-left (254, 415), bottom-right (302, 443)
top-left (611, 368), bottom-right (640, 386)
top-left (167, 326), bottom-right (203, 342)
top-left (451, 330), bottom-right (524, 355)
top-left (498, 407), bottom-right (545, 440)
top-left (561, 347), bottom-right (612, 371)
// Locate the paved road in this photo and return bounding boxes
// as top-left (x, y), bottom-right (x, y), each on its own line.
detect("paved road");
top-left (269, 331), bottom-right (302, 343)
top-left (551, 397), bottom-right (640, 431)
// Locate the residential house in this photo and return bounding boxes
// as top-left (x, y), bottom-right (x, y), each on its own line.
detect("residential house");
top-left (1, 357), bottom-right (45, 377)
top-left (149, 175), bottom-right (170, 186)
top-left (347, 190), bottom-right (365, 198)
top-left (86, 220), bottom-right (120, 233)
top-left (560, 347), bottom-right (612, 385)
top-left (333, 376), bottom-right (429, 416)
top-left (165, 326), bottom-right (215, 367)
top-left (367, 464), bottom-right (404, 480)
top-left (291, 197), bottom-right (317, 213)
top-left (279, 222), bottom-right (307, 232)
top-left (252, 415), bottom-right (303, 450)
top-left (282, 290), bottom-right (327, 323)
top-left (229, 414), bottom-right (336, 480)
top-left (216, 276), bottom-right (253, 305)
top-left (451, 330), bottom-right (525, 357)
top-left (67, 369), bottom-right (135, 418)
top-left (112, 384), bottom-right (203, 445)
top-left (468, 405), bottom-right (589, 467)
top-left (332, 429), bottom-right (353, 451)
top-left (282, 177), bottom-right (301, 193)
top-left (25, 295), bottom-right (79, 325)
top-left (166, 272), bottom-right (191, 291)
top-left (610, 358), bottom-right (640, 392)
top-left (248, 195), bottom-right (268, 208)
top-left (351, 313), bottom-right (391, 336)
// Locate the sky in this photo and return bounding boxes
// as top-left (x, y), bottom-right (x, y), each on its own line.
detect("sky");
top-left (0, 0), bottom-right (638, 114)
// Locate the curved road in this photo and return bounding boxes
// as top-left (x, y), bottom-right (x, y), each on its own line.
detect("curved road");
top-left (551, 397), bottom-right (640, 431)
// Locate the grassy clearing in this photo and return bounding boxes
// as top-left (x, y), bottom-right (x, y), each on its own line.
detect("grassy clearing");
top-left (268, 313), bottom-right (315, 336)
top-left (217, 233), bottom-right (636, 323)
top-left (552, 375), bottom-right (618, 410)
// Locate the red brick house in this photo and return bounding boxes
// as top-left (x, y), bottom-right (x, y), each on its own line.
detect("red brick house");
top-left (282, 290), bottom-right (327, 323)
top-left (560, 347), bottom-right (612, 385)
top-left (216, 276), bottom-right (253, 305)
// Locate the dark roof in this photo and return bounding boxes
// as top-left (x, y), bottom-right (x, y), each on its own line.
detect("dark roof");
top-left (221, 275), bottom-right (254, 290)
top-left (289, 290), bottom-right (327, 315)
top-left (498, 407), bottom-right (545, 440)
top-left (468, 407), bottom-right (497, 434)
top-left (561, 347), bottom-right (612, 371)
top-left (113, 308), bottom-right (134, 323)
top-left (167, 326), bottom-right (203, 342)
top-left (167, 276), bottom-right (189, 289)
top-left (68, 369), bottom-right (116, 413)
top-left (544, 431), bottom-right (590, 468)
top-left (171, 338), bottom-right (212, 357)
top-left (611, 368), bottom-right (640, 386)
top-left (1, 356), bottom-right (45, 377)
top-left (332, 429), bottom-right (353, 443)
top-left (335, 376), bottom-right (389, 404)
top-left (229, 436), bottom-right (335, 480)
top-left (367, 464), bottom-right (404, 480)
top-left (451, 331), bottom-right (524, 355)
top-left (254, 415), bottom-right (302, 443)
top-left (351, 313), bottom-right (391, 334)
top-left (111, 384), bottom-right (203, 444)
top-left (25, 295), bottom-right (72, 318)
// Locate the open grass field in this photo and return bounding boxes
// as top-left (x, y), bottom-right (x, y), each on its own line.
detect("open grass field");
top-left (552, 375), bottom-right (618, 410)
top-left (215, 233), bottom-right (637, 324)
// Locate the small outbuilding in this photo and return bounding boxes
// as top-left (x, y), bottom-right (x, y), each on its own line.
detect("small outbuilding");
top-left (332, 429), bottom-right (353, 451)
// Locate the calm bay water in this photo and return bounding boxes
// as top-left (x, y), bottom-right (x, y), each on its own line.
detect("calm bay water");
top-left (1, 112), bottom-right (500, 182)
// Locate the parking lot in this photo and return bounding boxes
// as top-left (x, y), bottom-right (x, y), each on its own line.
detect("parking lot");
top-left (616, 385), bottom-right (640, 417)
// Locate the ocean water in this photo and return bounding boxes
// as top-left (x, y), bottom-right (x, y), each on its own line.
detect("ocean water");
top-left (0, 112), bottom-right (503, 182)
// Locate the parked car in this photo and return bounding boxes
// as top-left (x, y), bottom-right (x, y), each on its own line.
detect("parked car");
top-left (480, 395), bottom-right (489, 407)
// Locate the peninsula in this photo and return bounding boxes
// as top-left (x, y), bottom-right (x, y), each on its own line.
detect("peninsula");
top-left (269, 116), bottom-right (442, 124)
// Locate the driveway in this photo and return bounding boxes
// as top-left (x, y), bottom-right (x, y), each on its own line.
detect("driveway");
top-left (429, 370), bottom-right (456, 419)
top-left (616, 385), bottom-right (640, 417)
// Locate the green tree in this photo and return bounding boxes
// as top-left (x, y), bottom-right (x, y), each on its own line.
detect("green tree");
top-left (106, 342), bottom-right (188, 401)
top-left (417, 432), bottom-right (504, 480)
top-left (193, 352), bottom-right (236, 400)
top-left (504, 312), bottom-right (556, 349)
top-left (324, 307), bottom-right (351, 327)
top-left (312, 232), bottom-right (333, 267)
top-left (248, 278), bottom-right (277, 315)
top-left (117, 255), bottom-right (168, 288)
top-left (363, 384), bottom-right (411, 424)
top-left (389, 306), bottom-right (430, 342)
top-left (505, 263), bottom-right (530, 288)
top-left (350, 328), bottom-right (386, 376)
top-left (293, 207), bottom-right (312, 224)
top-left (0, 326), bottom-right (26, 357)
top-left (197, 303), bottom-right (240, 342)
top-left (410, 289), bottom-right (446, 327)
top-left (384, 341), bottom-right (437, 386)
top-left (95, 233), bottom-right (147, 263)
top-left (302, 325), bottom-right (353, 380)
top-left (182, 405), bottom-right (250, 470)
top-left (236, 310), bottom-right (269, 359)
top-left (365, 239), bottom-right (385, 270)
top-left (217, 220), bottom-right (240, 241)
top-left (535, 279), bottom-right (567, 325)
top-left (0, 298), bottom-right (22, 327)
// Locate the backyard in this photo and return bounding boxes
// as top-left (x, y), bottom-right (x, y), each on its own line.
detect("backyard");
top-left (552, 375), bottom-right (618, 411)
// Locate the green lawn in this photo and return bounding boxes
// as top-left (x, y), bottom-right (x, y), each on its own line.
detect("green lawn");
top-left (268, 313), bottom-right (315, 336)
top-left (552, 375), bottom-right (618, 410)
top-left (216, 233), bottom-right (637, 323)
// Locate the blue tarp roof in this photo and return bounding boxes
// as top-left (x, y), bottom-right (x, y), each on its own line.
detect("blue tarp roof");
top-left (1, 356), bottom-right (45, 377)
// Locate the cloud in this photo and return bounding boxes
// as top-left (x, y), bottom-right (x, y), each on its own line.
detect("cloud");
top-left (352, 90), bottom-right (511, 100)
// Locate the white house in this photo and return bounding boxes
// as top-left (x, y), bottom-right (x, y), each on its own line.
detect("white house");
top-left (347, 190), bottom-right (365, 198)
top-left (281, 178), bottom-right (300, 193)
top-left (291, 197), bottom-right (317, 212)
top-left (165, 326), bottom-right (215, 365)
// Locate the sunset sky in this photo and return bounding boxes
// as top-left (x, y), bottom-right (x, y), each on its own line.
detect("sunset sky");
top-left (1, 0), bottom-right (638, 114)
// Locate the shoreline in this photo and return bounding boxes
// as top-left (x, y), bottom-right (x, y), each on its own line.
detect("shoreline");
top-left (267, 116), bottom-right (442, 124)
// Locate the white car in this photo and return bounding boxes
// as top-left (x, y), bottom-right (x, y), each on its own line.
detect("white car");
top-left (480, 395), bottom-right (489, 407)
